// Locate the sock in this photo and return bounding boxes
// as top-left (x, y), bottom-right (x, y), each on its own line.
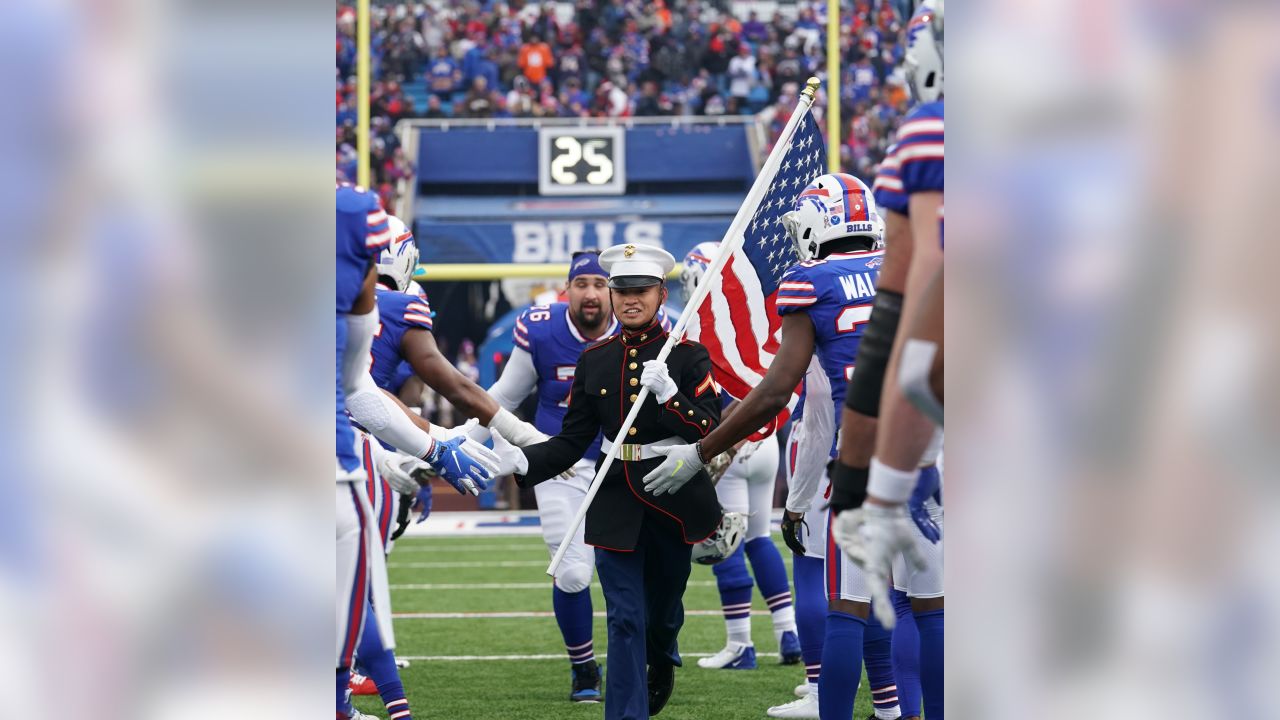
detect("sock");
top-left (818, 610), bottom-right (867, 720)
top-left (864, 612), bottom-right (901, 719)
top-left (744, 536), bottom-right (796, 643)
top-left (337, 668), bottom-right (352, 716)
top-left (916, 608), bottom-right (945, 720)
top-left (793, 554), bottom-right (826, 691)
top-left (552, 585), bottom-right (595, 664)
top-left (712, 544), bottom-right (755, 645)
top-left (890, 590), bottom-right (922, 717)
top-left (356, 600), bottom-right (412, 719)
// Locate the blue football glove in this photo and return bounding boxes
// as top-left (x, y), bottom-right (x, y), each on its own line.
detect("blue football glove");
top-left (908, 465), bottom-right (942, 544)
top-left (413, 484), bottom-right (433, 524)
top-left (423, 435), bottom-right (499, 496)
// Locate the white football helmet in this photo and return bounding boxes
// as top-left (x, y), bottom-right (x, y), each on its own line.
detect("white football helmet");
top-left (679, 241), bottom-right (721, 305)
top-left (377, 215), bottom-right (419, 293)
top-left (904, 0), bottom-right (944, 103)
top-left (692, 511), bottom-right (748, 566)
top-left (781, 173), bottom-right (883, 260)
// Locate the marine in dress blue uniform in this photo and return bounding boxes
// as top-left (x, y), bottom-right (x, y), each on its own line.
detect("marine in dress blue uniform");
top-left (492, 244), bottom-right (724, 719)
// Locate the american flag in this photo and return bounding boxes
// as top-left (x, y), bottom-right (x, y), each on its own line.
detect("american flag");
top-left (683, 111), bottom-right (826, 425)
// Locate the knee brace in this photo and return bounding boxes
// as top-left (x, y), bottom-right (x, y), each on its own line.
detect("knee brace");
top-left (554, 561), bottom-right (594, 594)
top-left (845, 290), bottom-right (903, 417)
top-left (899, 338), bottom-right (943, 426)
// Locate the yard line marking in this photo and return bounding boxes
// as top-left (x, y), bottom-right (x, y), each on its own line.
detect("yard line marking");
top-left (392, 610), bottom-right (770, 619)
top-left (396, 652), bottom-right (782, 662)
top-left (391, 544), bottom-right (550, 553)
top-left (387, 560), bottom-right (548, 568)
top-left (389, 558), bottom-right (792, 569)
top-left (388, 581), bottom-right (721, 590)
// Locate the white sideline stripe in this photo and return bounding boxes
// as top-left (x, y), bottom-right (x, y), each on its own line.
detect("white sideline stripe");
top-left (398, 652), bottom-right (782, 662)
top-left (388, 560), bottom-right (548, 568)
top-left (388, 580), bottom-right (721, 590)
top-left (392, 610), bottom-right (770, 619)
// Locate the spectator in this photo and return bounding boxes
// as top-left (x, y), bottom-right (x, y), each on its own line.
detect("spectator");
top-left (742, 11), bottom-right (768, 44)
top-left (727, 43), bottom-right (757, 105)
top-left (460, 76), bottom-right (497, 118)
top-left (517, 31), bottom-right (554, 86)
top-left (422, 94), bottom-right (447, 119)
top-left (632, 80), bottom-right (663, 117)
top-left (425, 46), bottom-right (461, 99)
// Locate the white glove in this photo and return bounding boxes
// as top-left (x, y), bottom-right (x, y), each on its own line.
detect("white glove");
top-left (429, 418), bottom-right (481, 442)
top-left (831, 503), bottom-right (927, 629)
top-left (642, 443), bottom-right (704, 496)
top-left (369, 441), bottom-right (427, 496)
top-left (490, 429), bottom-right (529, 476)
top-left (488, 407), bottom-right (550, 447)
top-left (640, 360), bottom-right (678, 404)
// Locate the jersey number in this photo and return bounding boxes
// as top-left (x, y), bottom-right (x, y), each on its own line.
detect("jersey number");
top-left (528, 305), bottom-right (552, 323)
top-left (556, 366), bottom-right (576, 407)
top-left (836, 305), bottom-right (873, 334)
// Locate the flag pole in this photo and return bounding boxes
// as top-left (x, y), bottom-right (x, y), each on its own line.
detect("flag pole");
top-left (547, 78), bottom-right (822, 577)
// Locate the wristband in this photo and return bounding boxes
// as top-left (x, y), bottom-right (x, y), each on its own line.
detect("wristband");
top-left (867, 457), bottom-right (917, 504)
top-left (827, 460), bottom-right (869, 513)
top-left (420, 436), bottom-right (440, 465)
top-left (695, 440), bottom-right (708, 464)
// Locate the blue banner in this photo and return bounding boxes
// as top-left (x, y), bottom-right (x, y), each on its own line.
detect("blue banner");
top-left (416, 219), bottom-right (732, 264)
top-left (416, 124), bottom-right (753, 186)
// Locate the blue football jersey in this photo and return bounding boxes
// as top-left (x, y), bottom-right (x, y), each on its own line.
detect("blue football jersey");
top-left (369, 288), bottom-right (435, 391)
top-left (514, 303), bottom-right (618, 460)
top-left (775, 250), bottom-right (884, 437)
top-left (336, 184), bottom-right (392, 472)
top-left (873, 101), bottom-right (943, 216)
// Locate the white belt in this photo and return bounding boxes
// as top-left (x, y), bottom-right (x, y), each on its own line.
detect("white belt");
top-left (600, 437), bottom-right (683, 462)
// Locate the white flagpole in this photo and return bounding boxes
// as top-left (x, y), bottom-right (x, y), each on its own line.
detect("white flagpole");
top-left (546, 77), bottom-right (822, 576)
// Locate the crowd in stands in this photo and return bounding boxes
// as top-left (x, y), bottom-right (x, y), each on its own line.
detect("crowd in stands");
top-left (337, 0), bottom-right (915, 202)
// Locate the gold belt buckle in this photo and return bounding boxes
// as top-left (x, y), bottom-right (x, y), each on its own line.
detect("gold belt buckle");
top-left (620, 444), bottom-right (642, 462)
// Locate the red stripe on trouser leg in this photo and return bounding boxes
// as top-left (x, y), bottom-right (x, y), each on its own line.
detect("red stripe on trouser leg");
top-left (826, 509), bottom-right (840, 602)
top-left (340, 485), bottom-right (369, 668)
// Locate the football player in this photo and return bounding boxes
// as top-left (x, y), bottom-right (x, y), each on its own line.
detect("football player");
top-left (335, 185), bottom-right (499, 720)
top-left (337, 185), bottom-right (501, 717)
top-left (642, 173), bottom-right (887, 720)
top-left (678, 243), bottom-right (801, 672)
top-left (832, 3), bottom-right (946, 718)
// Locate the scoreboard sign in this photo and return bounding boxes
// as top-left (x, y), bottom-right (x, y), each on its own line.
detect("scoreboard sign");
top-left (538, 126), bottom-right (626, 196)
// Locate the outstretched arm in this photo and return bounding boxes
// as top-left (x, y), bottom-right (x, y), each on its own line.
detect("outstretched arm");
top-left (698, 313), bottom-right (814, 457)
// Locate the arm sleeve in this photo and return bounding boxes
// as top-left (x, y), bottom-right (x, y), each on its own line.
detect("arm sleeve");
top-left (517, 362), bottom-right (600, 486)
top-left (786, 359), bottom-right (833, 513)
top-left (487, 346), bottom-right (538, 412)
top-left (341, 308), bottom-right (379, 397)
top-left (656, 345), bottom-right (722, 441)
top-left (345, 370), bottom-right (434, 459)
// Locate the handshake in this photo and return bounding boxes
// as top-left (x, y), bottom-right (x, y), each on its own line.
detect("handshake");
top-left (375, 408), bottom-right (558, 498)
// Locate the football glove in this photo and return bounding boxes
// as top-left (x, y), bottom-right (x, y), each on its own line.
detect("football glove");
top-left (832, 503), bottom-right (927, 629)
top-left (423, 436), bottom-right (498, 496)
top-left (780, 510), bottom-right (808, 556)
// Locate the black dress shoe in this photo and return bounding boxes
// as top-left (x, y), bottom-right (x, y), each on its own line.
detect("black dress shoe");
top-left (647, 663), bottom-right (675, 716)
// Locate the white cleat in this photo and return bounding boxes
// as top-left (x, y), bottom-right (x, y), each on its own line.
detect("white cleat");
top-left (794, 683), bottom-right (812, 698)
top-left (696, 641), bottom-right (757, 669)
top-left (347, 711), bottom-right (382, 720)
top-left (767, 693), bottom-right (820, 718)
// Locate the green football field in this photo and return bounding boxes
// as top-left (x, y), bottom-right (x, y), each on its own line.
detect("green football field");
top-left (353, 532), bottom-right (873, 719)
